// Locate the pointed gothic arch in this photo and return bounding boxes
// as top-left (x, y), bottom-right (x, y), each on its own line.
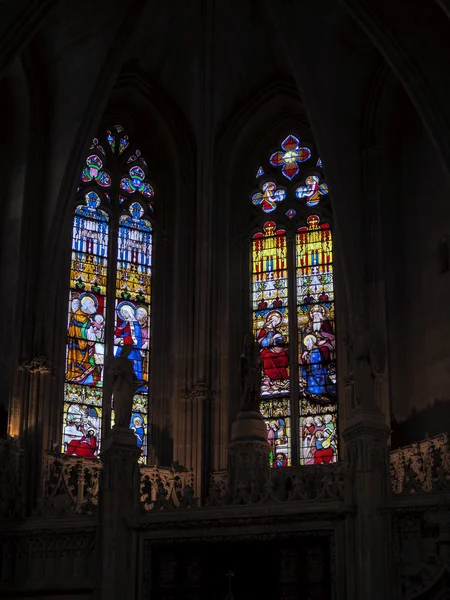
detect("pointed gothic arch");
top-left (250, 134), bottom-right (338, 467)
top-left (63, 125), bottom-right (155, 462)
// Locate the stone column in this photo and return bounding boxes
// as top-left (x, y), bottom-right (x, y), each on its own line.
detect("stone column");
top-left (98, 426), bottom-right (141, 600)
top-left (342, 408), bottom-right (392, 600)
top-left (227, 410), bottom-right (270, 501)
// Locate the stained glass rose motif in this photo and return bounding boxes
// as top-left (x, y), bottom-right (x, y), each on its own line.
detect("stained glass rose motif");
top-left (120, 166), bottom-right (154, 198)
top-left (270, 135), bottom-right (311, 181)
top-left (81, 155), bottom-right (111, 187)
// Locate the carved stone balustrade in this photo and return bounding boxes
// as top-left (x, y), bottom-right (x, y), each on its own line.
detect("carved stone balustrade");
top-left (207, 463), bottom-right (347, 507)
top-left (36, 453), bottom-right (352, 516)
top-left (390, 434), bottom-right (450, 495)
top-left (140, 465), bottom-right (197, 511)
top-left (37, 454), bottom-right (198, 516)
top-left (37, 453), bottom-right (102, 517)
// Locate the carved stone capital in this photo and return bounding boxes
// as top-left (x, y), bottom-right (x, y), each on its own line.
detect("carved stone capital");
top-left (19, 355), bottom-right (52, 374)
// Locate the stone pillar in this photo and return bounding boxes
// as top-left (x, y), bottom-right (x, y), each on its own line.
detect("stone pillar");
top-left (98, 426), bottom-right (141, 600)
top-left (227, 410), bottom-right (270, 500)
top-left (342, 408), bottom-right (392, 600)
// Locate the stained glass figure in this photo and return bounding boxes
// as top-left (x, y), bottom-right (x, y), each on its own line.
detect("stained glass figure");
top-left (252, 222), bottom-right (289, 398)
top-left (256, 166), bottom-right (264, 178)
top-left (316, 157), bottom-right (323, 167)
top-left (260, 399), bottom-right (291, 467)
top-left (115, 202), bottom-right (152, 462)
top-left (285, 208), bottom-right (296, 219)
top-left (295, 175), bottom-right (329, 207)
top-left (296, 215), bottom-right (337, 465)
top-left (270, 135), bottom-right (311, 181)
top-left (120, 166), bottom-right (155, 198)
top-left (252, 181), bottom-right (286, 214)
top-left (80, 155), bottom-right (111, 188)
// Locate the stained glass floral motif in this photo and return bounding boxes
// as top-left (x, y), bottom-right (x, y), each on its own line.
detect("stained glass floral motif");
top-left (120, 166), bottom-right (154, 198)
top-left (64, 127), bottom-right (154, 462)
top-left (106, 130), bottom-right (115, 153)
top-left (252, 181), bottom-right (286, 214)
top-left (297, 215), bottom-right (337, 465)
top-left (81, 155), bottom-right (111, 188)
top-left (256, 166), bottom-right (264, 178)
top-left (270, 135), bottom-right (311, 181)
top-left (127, 149), bottom-right (147, 166)
top-left (295, 175), bottom-right (329, 207)
top-left (285, 208), bottom-right (296, 219)
top-left (90, 138), bottom-right (106, 155)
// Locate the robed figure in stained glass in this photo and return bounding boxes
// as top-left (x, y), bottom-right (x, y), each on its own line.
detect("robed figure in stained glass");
top-left (114, 302), bottom-right (146, 392)
top-left (257, 310), bottom-right (289, 382)
top-left (66, 294), bottom-right (102, 385)
top-left (305, 305), bottom-right (336, 363)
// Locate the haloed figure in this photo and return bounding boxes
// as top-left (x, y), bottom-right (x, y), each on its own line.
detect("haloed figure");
top-left (257, 310), bottom-right (289, 382)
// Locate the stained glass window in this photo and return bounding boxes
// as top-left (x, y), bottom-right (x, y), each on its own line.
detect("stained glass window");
top-left (114, 202), bottom-right (152, 459)
top-left (297, 216), bottom-right (337, 465)
top-left (252, 222), bottom-right (291, 466)
top-left (250, 134), bottom-right (337, 467)
top-left (63, 126), bottom-right (155, 462)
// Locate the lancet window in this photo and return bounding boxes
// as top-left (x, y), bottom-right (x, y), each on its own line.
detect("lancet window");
top-left (63, 125), bottom-right (154, 463)
top-left (251, 136), bottom-right (337, 467)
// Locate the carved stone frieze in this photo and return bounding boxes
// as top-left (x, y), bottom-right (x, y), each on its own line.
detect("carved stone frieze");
top-left (19, 355), bottom-right (52, 374)
top-left (0, 528), bottom-right (96, 590)
top-left (390, 434), bottom-right (450, 495)
top-left (36, 453), bottom-right (101, 517)
top-left (392, 505), bottom-right (450, 599)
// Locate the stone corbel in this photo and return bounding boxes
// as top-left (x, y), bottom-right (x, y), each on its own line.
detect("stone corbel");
top-left (181, 382), bottom-right (215, 403)
top-left (19, 355), bottom-right (52, 374)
